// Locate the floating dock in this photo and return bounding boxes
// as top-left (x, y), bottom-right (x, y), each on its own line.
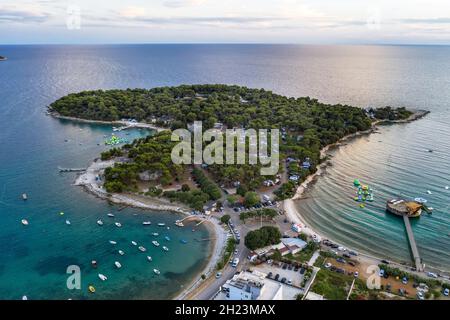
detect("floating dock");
top-left (403, 215), bottom-right (424, 272)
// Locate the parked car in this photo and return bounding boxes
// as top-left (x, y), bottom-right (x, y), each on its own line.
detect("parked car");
top-left (336, 258), bottom-right (346, 264)
top-left (417, 291), bottom-right (425, 300)
top-left (300, 268), bottom-right (305, 274)
top-left (379, 269), bottom-right (385, 277)
top-left (386, 283), bottom-right (392, 292)
top-left (324, 263), bottom-right (332, 269)
top-left (402, 277), bottom-right (408, 284)
top-left (381, 259), bottom-right (390, 264)
top-left (267, 272), bottom-right (273, 278)
top-left (336, 268), bottom-right (345, 274)
top-left (294, 266), bottom-right (299, 272)
top-left (274, 274), bottom-right (280, 281)
top-left (443, 288), bottom-right (449, 296)
top-left (281, 277), bottom-right (287, 283)
top-left (343, 253), bottom-right (351, 259)
top-left (288, 264), bottom-right (293, 270)
top-left (215, 272), bottom-right (222, 279)
top-left (282, 264), bottom-right (287, 270)
top-left (354, 271), bottom-right (359, 278)
top-left (348, 261), bottom-right (356, 267)
top-left (349, 251), bottom-right (358, 256)
top-left (287, 279), bottom-right (292, 285)
top-left (427, 272), bottom-right (438, 278)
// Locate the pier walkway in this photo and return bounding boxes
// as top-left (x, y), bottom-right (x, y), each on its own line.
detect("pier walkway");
top-left (403, 215), bottom-right (423, 272)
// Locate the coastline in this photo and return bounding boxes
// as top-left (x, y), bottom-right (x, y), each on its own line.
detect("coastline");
top-left (49, 111), bottom-right (167, 132)
top-left (284, 110), bottom-right (450, 276)
top-left (75, 157), bottom-right (228, 299)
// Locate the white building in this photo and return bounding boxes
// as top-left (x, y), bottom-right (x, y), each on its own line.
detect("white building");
top-left (219, 271), bottom-right (303, 300)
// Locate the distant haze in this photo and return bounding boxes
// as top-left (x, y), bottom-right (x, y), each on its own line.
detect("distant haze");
top-left (0, 0), bottom-right (449, 45)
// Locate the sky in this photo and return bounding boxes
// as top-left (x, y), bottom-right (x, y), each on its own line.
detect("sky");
top-left (0, 0), bottom-right (449, 44)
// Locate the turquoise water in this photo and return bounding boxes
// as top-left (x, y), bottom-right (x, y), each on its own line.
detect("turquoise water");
top-left (0, 45), bottom-right (449, 299)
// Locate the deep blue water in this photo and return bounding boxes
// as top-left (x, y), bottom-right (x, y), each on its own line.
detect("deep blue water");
top-left (0, 44), bottom-right (449, 299)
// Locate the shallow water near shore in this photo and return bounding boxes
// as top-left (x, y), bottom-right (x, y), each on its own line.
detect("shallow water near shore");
top-left (0, 44), bottom-right (449, 299)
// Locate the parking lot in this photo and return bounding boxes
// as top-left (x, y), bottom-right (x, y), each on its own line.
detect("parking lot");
top-left (252, 262), bottom-right (305, 287)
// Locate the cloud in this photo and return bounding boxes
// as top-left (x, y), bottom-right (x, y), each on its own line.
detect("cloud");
top-left (399, 17), bottom-right (450, 24)
top-left (163, 0), bottom-right (208, 8)
top-left (0, 5), bottom-right (50, 23)
top-left (119, 6), bottom-right (148, 18)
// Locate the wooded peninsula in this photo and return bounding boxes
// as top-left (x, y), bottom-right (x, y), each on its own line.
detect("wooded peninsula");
top-left (49, 84), bottom-right (414, 210)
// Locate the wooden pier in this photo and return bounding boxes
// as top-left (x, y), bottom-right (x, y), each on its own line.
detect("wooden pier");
top-left (403, 215), bottom-right (424, 272)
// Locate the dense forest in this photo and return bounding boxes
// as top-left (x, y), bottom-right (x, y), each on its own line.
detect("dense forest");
top-left (50, 85), bottom-right (413, 206)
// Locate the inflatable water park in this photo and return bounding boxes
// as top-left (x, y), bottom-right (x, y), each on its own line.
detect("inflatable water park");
top-left (353, 179), bottom-right (374, 208)
top-left (105, 134), bottom-right (128, 146)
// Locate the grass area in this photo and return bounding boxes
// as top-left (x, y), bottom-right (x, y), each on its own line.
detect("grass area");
top-left (311, 269), bottom-right (353, 300)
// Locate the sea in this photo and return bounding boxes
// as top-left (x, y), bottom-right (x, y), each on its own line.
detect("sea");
top-left (0, 44), bottom-right (449, 299)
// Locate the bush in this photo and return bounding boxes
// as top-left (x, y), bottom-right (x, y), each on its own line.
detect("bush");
top-left (244, 226), bottom-right (281, 250)
top-left (220, 214), bottom-right (231, 224)
top-left (244, 191), bottom-right (260, 208)
top-left (240, 208), bottom-right (277, 222)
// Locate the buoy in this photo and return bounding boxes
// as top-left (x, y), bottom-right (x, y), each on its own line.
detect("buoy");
top-left (88, 285), bottom-right (96, 293)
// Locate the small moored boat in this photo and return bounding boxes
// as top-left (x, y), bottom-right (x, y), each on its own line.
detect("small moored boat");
top-left (114, 261), bottom-right (122, 269)
top-left (180, 239), bottom-right (188, 244)
top-left (22, 193), bottom-right (28, 201)
top-left (131, 241), bottom-right (137, 246)
top-left (115, 222), bottom-right (122, 228)
top-left (138, 246), bottom-right (147, 252)
top-left (107, 213), bottom-right (115, 218)
top-left (98, 274), bottom-right (107, 281)
top-left (91, 260), bottom-right (97, 268)
top-left (21, 219), bottom-right (29, 226)
top-left (143, 221), bottom-right (151, 226)
top-left (153, 269), bottom-right (160, 275)
top-left (157, 223), bottom-right (166, 227)
top-left (152, 241), bottom-right (160, 247)
top-left (109, 240), bottom-right (117, 245)
top-left (147, 256), bottom-right (152, 262)
top-left (151, 232), bottom-right (159, 236)
top-left (97, 220), bottom-right (104, 226)
top-left (88, 286), bottom-right (96, 293)
top-left (118, 250), bottom-right (125, 256)
top-left (162, 246), bottom-right (169, 252)
top-left (66, 220), bottom-right (71, 225)
top-left (164, 236), bottom-right (171, 241)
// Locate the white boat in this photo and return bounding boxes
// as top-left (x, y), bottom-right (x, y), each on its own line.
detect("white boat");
top-left (151, 232), bottom-right (159, 236)
top-left (97, 220), bottom-right (104, 226)
top-left (143, 221), bottom-right (151, 226)
top-left (147, 256), bottom-right (152, 262)
top-left (22, 296), bottom-right (28, 300)
top-left (157, 223), bottom-right (166, 227)
top-left (152, 241), bottom-right (160, 247)
top-left (175, 221), bottom-right (184, 227)
top-left (21, 219), bottom-right (29, 226)
top-left (66, 220), bottom-right (71, 225)
top-left (415, 197), bottom-right (428, 204)
top-left (115, 222), bottom-right (122, 227)
top-left (98, 274), bottom-right (108, 281)
top-left (153, 269), bottom-right (160, 275)
top-left (446, 186), bottom-right (449, 190)
top-left (162, 246), bottom-right (169, 252)
top-left (131, 241), bottom-right (137, 246)
top-left (118, 250), bottom-right (125, 256)
top-left (107, 213), bottom-right (115, 218)
top-left (22, 193), bottom-right (28, 201)
top-left (114, 261), bottom-right (122, 269)
top-left (109, 240), bottom-right (117, 245)
top-left (138, 246), bottom-right (147, 252)
top-left (427, 190), bottom-right (432, 195)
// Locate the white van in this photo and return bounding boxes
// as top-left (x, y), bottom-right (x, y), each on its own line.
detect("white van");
top-left (232, 258), bottom-right (239, 268)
